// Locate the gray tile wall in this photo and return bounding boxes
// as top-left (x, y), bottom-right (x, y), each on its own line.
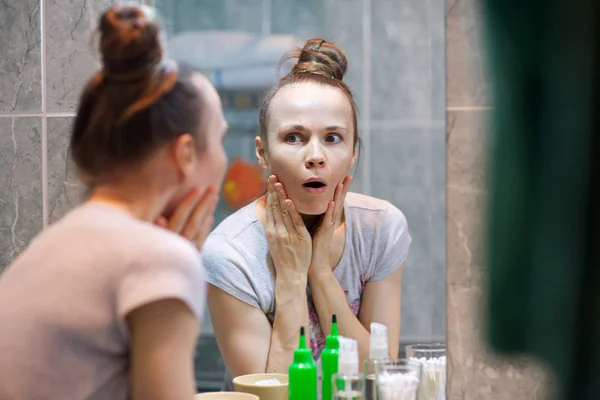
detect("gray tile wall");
top-left (0, 0), bottom-right (151, 267)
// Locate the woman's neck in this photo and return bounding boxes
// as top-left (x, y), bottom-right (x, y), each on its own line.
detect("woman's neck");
top-left (88, 184), bottom-right (170, 223)
top-left (301, 213), bottom-right (322, 234)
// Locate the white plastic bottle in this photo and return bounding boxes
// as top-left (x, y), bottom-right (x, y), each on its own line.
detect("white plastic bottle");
top-left (364, 323), bottom-right (394, 400)
top-left (332, 336), bottom-right (364, 399)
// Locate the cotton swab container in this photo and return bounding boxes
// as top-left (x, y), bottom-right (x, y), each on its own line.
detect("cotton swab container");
top-left (376, 360), bottom-right (422, 400)
top-left (405, 343), bottom-right (446, 400)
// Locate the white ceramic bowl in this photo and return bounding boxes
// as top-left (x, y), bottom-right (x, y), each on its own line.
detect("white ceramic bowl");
top-left (231, 373), bottom-right (289, 400)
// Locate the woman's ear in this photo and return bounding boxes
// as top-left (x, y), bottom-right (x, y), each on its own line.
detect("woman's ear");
top-left (350, 147), bottom-right (357, 170)
top-left (255, 136), bottom-right (268, 170)
top-left (172, 133), bottom-right (197, 181)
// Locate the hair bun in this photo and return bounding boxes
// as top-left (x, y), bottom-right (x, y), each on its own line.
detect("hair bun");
top-left (293, 38), bottom-right (348, 81)
top-left (99, 5), bottom-right (163, 83)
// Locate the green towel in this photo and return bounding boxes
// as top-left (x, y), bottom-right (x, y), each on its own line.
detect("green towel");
top-left (483, 0), bottom-right (600, 398)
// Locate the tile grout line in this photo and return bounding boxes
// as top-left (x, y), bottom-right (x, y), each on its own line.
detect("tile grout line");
top-left (426, 0), bottom-right (437, 337)
top-left (446, 106), bottom-right (493, 111)
top-left (261, 0), bottom-right (271, 37)
top-left (361, 0), bottom-right (372, 195)
top-left (0, 113), bottom-right (76, 118)
top-left (40, 0), bottom-right (48, 229)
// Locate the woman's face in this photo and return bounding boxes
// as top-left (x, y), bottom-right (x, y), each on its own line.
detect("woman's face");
top-left (257, 82), bottom-right (356, 215)
top-left (191, 74), bottom-right (228, 191)
top-left (168, 74), bottom-right (228, 210)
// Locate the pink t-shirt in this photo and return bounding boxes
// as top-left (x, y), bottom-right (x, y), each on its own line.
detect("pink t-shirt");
top-left (0, 203), bottom-right (205, 400)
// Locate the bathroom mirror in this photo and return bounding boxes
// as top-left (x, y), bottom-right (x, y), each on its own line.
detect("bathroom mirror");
top-left (154, 0), bottom-right (446, 393)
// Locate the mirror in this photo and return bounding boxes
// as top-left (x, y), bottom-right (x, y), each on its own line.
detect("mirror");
top-left (154, 0), bottom-right (446, 394)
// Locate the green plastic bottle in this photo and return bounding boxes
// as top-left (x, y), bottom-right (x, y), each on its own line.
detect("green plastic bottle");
top-left (321, 314), bottom-right (340, 400)
top-left (288, 326), bottom-right (317, 400)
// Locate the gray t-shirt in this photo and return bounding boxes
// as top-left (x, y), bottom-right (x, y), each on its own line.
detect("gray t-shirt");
top-left (203, 192), bottom-right (411, 389)
top-left (0, 202), bottom-right (206, 400)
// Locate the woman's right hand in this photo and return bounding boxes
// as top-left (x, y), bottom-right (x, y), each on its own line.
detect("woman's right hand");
top-left (265, 175), bottom-right (312, 283)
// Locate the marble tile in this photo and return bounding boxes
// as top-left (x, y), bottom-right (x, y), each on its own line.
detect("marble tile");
top-left (270, 0), bottom-right (325, 39)
top-left (447, 110), bottom-right (488, 191)
top-left (445, 107), bottom-right (553, 397)
top-left (0, 117), bottom-right (43, 271)
top-left (430, 0), bottom-right (446, 44)
top-left (372, 0), bottom-right (430, 47)
top-left (370, 0), bottom-right (432, 121)
top-left (0, 0), bottom-right (41, 112)
top-left (369, 127), bottom-right (432, 188)
top-left (446, 0), bottom-right (491, 107)
top-left (47, 117), bottom-right (85, 224)
top-left (168, 0), bottom-right (264, 35)
top-left (223, 0), bottom-right (264, 34)
top-left (398, 185), bottom-right (434, 340)
top-left (348, 152), bottom-right (367, 196)
top-left (446, 183), bottom-right (486, 294)
top-left (447, 279), bottom-right (553, 400)
top-left (45, 0), bottom-right (149, 112)
top-left (170, 0), bottom-right (226, 34)
top-left (369, 125), bottom-right (446, 341)
top-left (153, 0), bottom-right (176, 37)
top-left (431, 41), bottom-right (446, 121)
top-left (446, 111), bottom-right (488, 289)
top-left (430, 182), bottom-right (446, 339)
top-left (431, 0), bottom-right (446, 120)
top-left (323, 0), bottom-right (363, 114)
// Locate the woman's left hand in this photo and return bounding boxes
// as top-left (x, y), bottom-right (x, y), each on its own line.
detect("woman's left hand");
top-left (154, 186), bottom-right (219, 250)
top-left (310, 175), bottom-right (352, 277)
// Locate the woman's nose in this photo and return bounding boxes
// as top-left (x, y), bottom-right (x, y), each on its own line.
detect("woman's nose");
top-left (304, 145), bottom-right (326, 168)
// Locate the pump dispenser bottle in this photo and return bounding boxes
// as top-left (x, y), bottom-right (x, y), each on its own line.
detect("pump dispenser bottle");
top-left (364, 323), bottom-right (393, 400)
top-left (288, 327), bottom-right (317, 400)
top-left (332, 336), bottom-right (363, 399)
top-left (321, 315), bottom-right (340, 400)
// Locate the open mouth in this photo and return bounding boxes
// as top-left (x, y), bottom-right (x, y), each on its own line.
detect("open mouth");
top-left (303, 182), bottom-right (326, 189)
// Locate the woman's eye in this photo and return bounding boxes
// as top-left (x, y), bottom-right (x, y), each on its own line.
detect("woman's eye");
top-left (284, 133), bottom-right (302, 143)
top-left (325, 133), bottom-right (342, 143)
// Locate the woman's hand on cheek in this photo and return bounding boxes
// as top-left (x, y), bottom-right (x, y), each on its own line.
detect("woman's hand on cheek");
top-left (265, 175), bottom-right (312, 283)
top-left (154, 186), bottom-right (219, 251)
top-left (310, 175), bottom-right (352, 277)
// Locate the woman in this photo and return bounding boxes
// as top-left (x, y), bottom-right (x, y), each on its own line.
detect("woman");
top-left (202, 39), bottom-right (412, 390)
top-left (0, 6), bottom-right (226, 400)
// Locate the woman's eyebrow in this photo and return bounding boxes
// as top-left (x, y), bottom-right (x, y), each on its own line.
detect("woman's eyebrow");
top-left (325, 125), bottom-right (348, 132)
top-left (279, 124), bottom-right (348, 132)
top-left (280, 124), bottom-right (306, 131)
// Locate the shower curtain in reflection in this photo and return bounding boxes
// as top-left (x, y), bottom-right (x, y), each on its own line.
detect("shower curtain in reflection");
top-left (482, 1), bottom-right (600, 399)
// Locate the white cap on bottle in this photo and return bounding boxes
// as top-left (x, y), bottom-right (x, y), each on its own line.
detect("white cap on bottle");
top-left (338, 336), bottom-right (359, 375)
top-left (369, 322), bottom-right (389, 359)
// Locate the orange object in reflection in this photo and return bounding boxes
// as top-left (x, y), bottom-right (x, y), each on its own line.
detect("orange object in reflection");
top-left (222, 157), bottom-right (266, 210)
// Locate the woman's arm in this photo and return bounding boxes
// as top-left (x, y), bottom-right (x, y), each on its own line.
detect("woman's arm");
top-left (309, 269), bottom-right (371, 364)
top-left (310, 263), bottom-right (404, 364)
top-left (358, 264), bottom-right (404, 360)
top-left (208, 280), bottom-right (309, 378)
top-left (126, 299), bottom-right (199, 400)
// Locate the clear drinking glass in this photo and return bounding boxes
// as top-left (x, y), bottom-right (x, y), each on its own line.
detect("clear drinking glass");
top-left (376, 359), bottom-right (422, 400)
top-left (405, 343), bottom-right (446, 400)
top-left (405, 343), bottom-right (446, 360)
top-left (364, 358), bottom-right (394, 400)
top-left (332, 373), bottom-right (365, 400)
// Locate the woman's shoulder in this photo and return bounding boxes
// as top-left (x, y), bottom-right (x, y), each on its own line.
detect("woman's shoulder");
top-left (210, 200), bottom-right (261, 236)
top-left (345, 192), bottom-right (407, 226)
top-left (204, 200), bottom-right (266, 257)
